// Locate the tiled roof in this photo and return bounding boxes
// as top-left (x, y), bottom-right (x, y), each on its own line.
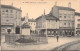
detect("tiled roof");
top-left (75, 12), bottom-right (80, 16)
top-left (1, 5), bottom-right (22, 11)
top-left (28, 19), bottom-right (36, 22)
top-left (36, 13), bottom-right (59, 20)
top-left (55, 6), bottom-right (75, 11)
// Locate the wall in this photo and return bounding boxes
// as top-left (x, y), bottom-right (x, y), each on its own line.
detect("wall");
top-left (22, 28), bottom-right (30, 35)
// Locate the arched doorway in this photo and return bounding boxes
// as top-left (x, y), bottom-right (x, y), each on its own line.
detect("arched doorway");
top-left (15, 26), bottom-right (20, 34)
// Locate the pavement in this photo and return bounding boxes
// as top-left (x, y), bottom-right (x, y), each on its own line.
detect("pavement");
top-left (1, 35), bottom-right (80, 50)
top-left (64, 42), bottom-right (80, 50)
top-left (52, 38), bottom-right (80, 51)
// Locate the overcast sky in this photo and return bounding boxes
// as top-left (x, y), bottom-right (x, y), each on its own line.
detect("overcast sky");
top-left (1, 0), bottom-right (80, 19)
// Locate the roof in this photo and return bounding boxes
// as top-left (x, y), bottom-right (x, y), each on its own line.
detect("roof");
top-left (1, 5), bottom-right (22, 11)
top-left (45, 13), bottom-right (59, 20)
top-left (21, 23), bottom-right (30, 28)
top-left (55, 6), bottom-right (75, 11)
top-left (36, 13), bottom-right (59, 20)
top-left (75, 12), bottom-right (80, 16)
top-left (28, 19), bottom-right (36, 22)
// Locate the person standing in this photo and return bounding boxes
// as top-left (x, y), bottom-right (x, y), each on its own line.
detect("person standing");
top-left (56, 34), bottom-right (59, 42)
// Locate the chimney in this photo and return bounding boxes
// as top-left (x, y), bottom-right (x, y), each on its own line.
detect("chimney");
top-left (68, 2), bottom-right (71, 8)
top-left (44, 9), bottom-right (45, 15)
top-left (11, 2), bottom-right (13, 6)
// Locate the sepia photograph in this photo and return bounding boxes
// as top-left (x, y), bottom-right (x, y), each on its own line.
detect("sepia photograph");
top-left (0, 0), bottom-right (80, 51)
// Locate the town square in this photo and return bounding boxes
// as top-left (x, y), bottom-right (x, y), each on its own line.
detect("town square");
top-left (0, 0), bottom-right (80, 51)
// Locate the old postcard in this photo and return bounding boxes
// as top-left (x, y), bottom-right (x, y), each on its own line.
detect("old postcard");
top-left (0, 0), bottom-right (80, 51)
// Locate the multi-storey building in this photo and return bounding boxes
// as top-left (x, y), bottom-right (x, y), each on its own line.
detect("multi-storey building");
top-left (1, 5), bottom-right (22, 34)
top-left (50, 3), bottom-right (75, 36)
top-left (75, 12), bottom-right (80, 36)
top-left (36, 2), bottom-right (75, 36)
top-left (36, 12), bottom-right (59, 36)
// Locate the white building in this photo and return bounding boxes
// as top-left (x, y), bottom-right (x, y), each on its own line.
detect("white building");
top-left (1, 5), bottom-right (22, 34)
top-left (75, 12), bottom-right (80, 36)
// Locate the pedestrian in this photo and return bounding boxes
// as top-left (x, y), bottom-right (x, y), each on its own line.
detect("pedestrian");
top-left (56, 34), bottom-right (59, 42)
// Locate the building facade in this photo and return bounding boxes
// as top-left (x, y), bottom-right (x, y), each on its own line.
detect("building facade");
top-left (1, 5), bottom-right (22, 34)
top-left (50, 5), bottom-right (75, 36)
top-left (36, 13), bottom-right (59, 36)
top-left (75, 12), bottom-right (80, 36)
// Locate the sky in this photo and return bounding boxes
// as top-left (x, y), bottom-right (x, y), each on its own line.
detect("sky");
top-left (1, 0), bottom-right (80, 19)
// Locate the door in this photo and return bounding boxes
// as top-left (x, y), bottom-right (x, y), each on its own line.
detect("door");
top-left (15, 27), bottom-right (20, 34)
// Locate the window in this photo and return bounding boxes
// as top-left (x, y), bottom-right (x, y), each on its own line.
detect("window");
top-left (6, 20), bottom-right (9, 22)
top-left (6, 14), bottom-right (8, 15)
top-left (6, 10), bottom-right (8, 12)
top-left (6, 16), bottom-right (8, 17)
top-left (16, 11), bottom-right (17, 13)
top-left (48, 31), bottom-right (50, 34)
top-left (77, 24), bottom-right (80, 27)
top-left (64, 16), bottom-right (66, 18)
top-left (64, 14), bottom-right (67, 15)
top-left (78, 19), bottom-right (80, 21)
top-left (54, 31), bottom-right (56, 33)
top-left (64, 23), bottom-right (66, 25)
top-left (59, 16), bottom-right (62, 18)
top-left (11, 10), bottom-right (13, 13)
top-left (52, 31), bottom-right (54, 33)
top-left (31, 23), bottom-right (32, 25)
top-left (69, 23), bottom-right (70, 27)
top-left (29, 23), bottom-right (30, 25)
top-left (2, 10), bottom-right (4, 12)
top-left (56, 20), bottom-right (57, 22)
top-left (11, 17), bottom-right (13, 18)
top-left (48, 20), bottom-right (50, 22)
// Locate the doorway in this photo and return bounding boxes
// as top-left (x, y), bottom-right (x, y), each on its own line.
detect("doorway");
top-left (15, 26), bottom-right (20, 34)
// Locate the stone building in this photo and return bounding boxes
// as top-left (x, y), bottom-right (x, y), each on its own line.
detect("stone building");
top-left (1, 5), bottom-right (22, 34)
top-left (36, 10), bottom-right (59, 36)
top-left (50, 2), bottom-right (75, 36)
top-left (75, 12), bottom-right (80, 36)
